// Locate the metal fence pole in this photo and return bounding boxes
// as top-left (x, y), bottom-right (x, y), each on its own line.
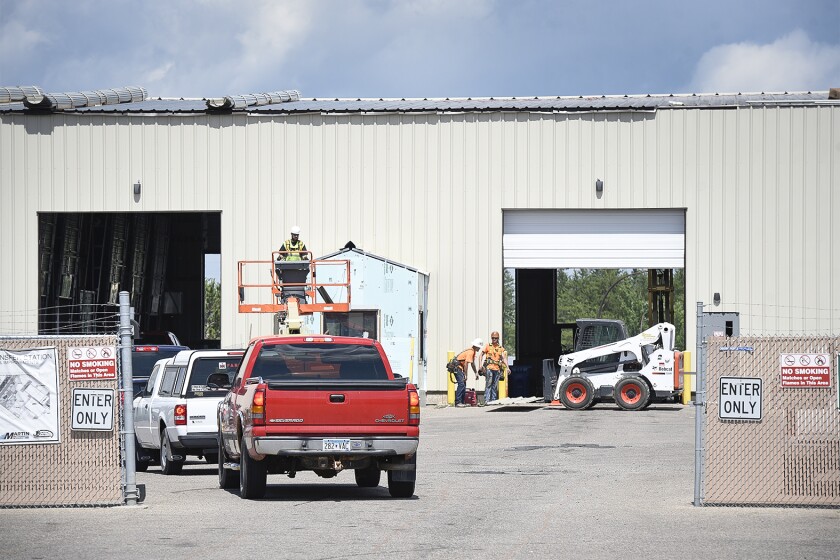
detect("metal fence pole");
top-left (119, 291), bottom-right (138, 506)
top-left (693, 301), bottom-right (706, 506)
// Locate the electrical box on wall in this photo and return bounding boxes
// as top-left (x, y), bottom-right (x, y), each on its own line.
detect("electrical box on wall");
top-left (702, 312), bottom-right (740, 338)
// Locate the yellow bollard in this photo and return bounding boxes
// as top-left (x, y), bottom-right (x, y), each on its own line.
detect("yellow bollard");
top-left (447, 351), bottom-right (455, 405)
top-left (681, 351), bottom-right (693, 405)
top-left (498, 365), bottom-right (508, 400)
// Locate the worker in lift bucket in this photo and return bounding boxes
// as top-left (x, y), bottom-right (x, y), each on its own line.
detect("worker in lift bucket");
top-left (276, 226), bottom-right (310, 305)
top-left (279, 226), bottom-right (309, 261)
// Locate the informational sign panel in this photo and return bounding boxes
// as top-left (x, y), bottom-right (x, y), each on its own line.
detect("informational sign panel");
top-left (71, 388), bottom-right (114, 431)
top-left (0, 347), bottom-right (61, 444)
top-left (779, 353), bottom-right (831, 388)
top-left (67, 346), bottom-right (118, 381)
top-left (719, 377), bottom-right (762, 421)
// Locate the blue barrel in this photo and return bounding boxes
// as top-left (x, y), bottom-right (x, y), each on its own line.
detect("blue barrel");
top-left (508, 365), bottom-right (532, 398)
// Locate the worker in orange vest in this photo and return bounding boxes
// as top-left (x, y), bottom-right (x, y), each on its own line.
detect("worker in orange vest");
top-left (455, 338), bottom-right (483, 407)
top-left (478, 331), bottom-right (508, 404)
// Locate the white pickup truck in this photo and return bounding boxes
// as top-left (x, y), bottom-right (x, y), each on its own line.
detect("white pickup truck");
top-left (133, 349), bottom-right (244, 474)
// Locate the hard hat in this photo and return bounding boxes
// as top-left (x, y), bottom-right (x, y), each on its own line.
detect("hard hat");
top-left (472, 338), bottom-right (483, 348)
top-left (290, 226), bottom-right (301, 235)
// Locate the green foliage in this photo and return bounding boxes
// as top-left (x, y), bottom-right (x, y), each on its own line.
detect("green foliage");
top-left (502, 269), bottom-right (516, 356)
top-left (204, 278), bottom-right (221, 339)
top-left (556, 269), bottom-right (686, 349)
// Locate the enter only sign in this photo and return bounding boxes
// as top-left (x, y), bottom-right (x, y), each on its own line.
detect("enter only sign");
top-left (71, 388), bottom-right (114, 431)
top-left (719, 377), bottom-right (762, 421)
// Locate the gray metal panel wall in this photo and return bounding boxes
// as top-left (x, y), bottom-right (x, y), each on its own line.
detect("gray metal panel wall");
top-left (1, 106), bottom-right (839, 393)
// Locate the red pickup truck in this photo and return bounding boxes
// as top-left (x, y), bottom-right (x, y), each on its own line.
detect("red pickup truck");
top-left (217, 335), bottom-right (420, 499)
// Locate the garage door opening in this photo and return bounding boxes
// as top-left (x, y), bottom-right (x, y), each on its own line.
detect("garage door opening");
top-left (502, 209), bottom-right (686, 397)
top-left (37, 212), bottom-right (221, 349)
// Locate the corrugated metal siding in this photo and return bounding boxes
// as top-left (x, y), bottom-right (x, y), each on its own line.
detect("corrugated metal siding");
top-left (1, 105), bottom-right (838, 394)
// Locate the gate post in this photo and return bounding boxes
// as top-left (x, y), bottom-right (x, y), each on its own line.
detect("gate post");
top-left (693, 301), bottom-right (706, 506)
top-left (119, 291), bottom-right (138, 506)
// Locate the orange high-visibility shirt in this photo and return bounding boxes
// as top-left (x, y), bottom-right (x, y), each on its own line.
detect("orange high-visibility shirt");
top-left (457, 348), bottom-right (477, 368)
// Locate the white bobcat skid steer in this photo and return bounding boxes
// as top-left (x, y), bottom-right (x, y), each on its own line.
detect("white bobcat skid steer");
top-left (552, 323), bottom-right (683, 410)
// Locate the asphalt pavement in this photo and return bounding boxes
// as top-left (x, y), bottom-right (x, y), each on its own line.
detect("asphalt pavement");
top-left (1, 402), bottom-right (838, 559)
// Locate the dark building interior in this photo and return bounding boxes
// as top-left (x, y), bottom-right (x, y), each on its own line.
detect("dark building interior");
top-left (38, 212), bottom-right (220, 349)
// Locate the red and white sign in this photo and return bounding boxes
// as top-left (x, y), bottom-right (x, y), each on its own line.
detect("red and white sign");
top-left (67, 346), bottom-right (118, 381)
top-left (779, 353), bottom-right (831, 388)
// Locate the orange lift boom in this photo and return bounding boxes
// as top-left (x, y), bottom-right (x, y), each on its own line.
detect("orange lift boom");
top-left (237, 251), bottom-right (351, 315)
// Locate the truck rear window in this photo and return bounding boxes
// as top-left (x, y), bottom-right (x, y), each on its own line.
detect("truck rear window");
top-left (186, 357), bottom-right (243, 397)
top-left (252, 343), bottom-right (388, 381)
top-left (132, 348), bottom-right (182, 378)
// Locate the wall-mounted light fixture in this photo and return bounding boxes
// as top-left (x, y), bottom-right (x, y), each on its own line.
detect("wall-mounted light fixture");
top-left (133, 180), bottom-right (141, 195)
top-left (595, 179), bottom-right (603, 194)
top-left (713, 292), bottom-right (721, 306)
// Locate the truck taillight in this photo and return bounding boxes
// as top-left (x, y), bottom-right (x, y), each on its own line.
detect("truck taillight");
top-left (174, 403), bottom-right (187, 425)
top-left (252, 384), bottom-right (266, 425)
top-left (408, 389), bottom-right (420, 425)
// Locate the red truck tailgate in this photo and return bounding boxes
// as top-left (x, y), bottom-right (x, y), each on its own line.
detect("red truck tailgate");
top-left (263, 380), bottom-right (413, 433)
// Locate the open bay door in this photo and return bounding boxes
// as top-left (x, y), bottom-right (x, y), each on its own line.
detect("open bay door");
top-left (503, 209), bottom-right (685, 269)
top-left (503, 209), bottom-right (686, 398)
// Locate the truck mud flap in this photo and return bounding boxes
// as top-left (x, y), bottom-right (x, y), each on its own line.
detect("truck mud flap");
top-left (384, 453), bottom-right (416, 481)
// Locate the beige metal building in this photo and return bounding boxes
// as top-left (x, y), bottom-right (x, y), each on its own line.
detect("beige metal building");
top-left (1, 87), bottom-right (838, 398)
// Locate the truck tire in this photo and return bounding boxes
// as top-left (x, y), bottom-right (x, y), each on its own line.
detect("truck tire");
top-left (239, 435), bottom-right (267, 499)
top-left (614, 376), bottom-right (650, 411)
top-left (354, 465), bottom-right (381, 488)
top-left (160, 430), bottom-right (184, 475)
top-left (218, 431), bottom-right (239, 489)
top-left (387, 471), bottom-right (415, 498)
top-left (559, 376), bottom-right (595, 410)
top-left (135, 436), bottom-right (150, 472)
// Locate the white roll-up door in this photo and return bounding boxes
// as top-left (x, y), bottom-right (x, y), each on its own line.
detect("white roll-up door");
top-left (503, 209), bottom-right (685, 269)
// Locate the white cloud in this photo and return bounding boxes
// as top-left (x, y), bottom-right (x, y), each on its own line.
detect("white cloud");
top-left (687, 29), bottom-right (840, 93)
top-left (0, 20), bottom-right (48, 62)
top-left (397, 0), bottom-right (494, 18)
top-left (144, 62), bottom-right (175, 85)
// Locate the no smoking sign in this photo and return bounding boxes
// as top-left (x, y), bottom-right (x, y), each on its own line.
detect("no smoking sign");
top-left (779, 353), bottom-right (832, 388)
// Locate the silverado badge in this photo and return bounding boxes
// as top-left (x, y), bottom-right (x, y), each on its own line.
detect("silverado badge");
top-left (375, 413), bottom-right (405, 424)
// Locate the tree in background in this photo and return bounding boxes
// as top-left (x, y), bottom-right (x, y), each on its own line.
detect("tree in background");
top-left (502, 269), bottom-right (516, 356)
top-left (204, 278), bottom-right (221, 339)
top-left (556, 268), bottom-right (686, 350)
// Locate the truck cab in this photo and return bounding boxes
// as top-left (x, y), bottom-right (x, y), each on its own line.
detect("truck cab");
top-left (134, 349), bottom-right (244, 474)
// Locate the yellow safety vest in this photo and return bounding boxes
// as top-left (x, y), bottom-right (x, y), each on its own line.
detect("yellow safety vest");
top-left (483, 344), bottom-right (506, 370)
top-left (282, 239), bottom-right (306, 261)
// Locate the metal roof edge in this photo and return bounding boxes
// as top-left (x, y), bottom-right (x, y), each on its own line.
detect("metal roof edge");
top-left (318, 247), bottom-right (428, 275)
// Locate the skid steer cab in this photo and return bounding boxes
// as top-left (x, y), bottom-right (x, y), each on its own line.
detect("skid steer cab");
top-left (552, 322), bottom-right (683, 411)
top-left (236, 251), bottom-right (351, 335)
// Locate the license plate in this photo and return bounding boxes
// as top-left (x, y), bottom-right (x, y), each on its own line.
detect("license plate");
top-left (322, 438), bottom-right (350, 451)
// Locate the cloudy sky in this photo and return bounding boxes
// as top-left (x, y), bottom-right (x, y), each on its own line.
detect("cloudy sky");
top-left (1, 0), bottom-right (838, 99)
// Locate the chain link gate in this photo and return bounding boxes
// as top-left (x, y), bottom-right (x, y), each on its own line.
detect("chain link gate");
top-left (695, 322), bottom-right (840, 507)
top-left (0, 335), bottom-right (124, 507)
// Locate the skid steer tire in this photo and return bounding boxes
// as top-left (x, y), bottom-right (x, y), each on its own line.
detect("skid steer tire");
top-left (614, 377), bottom-right (651, 411)
top-left (559, 377), bottom-right (595, 410)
